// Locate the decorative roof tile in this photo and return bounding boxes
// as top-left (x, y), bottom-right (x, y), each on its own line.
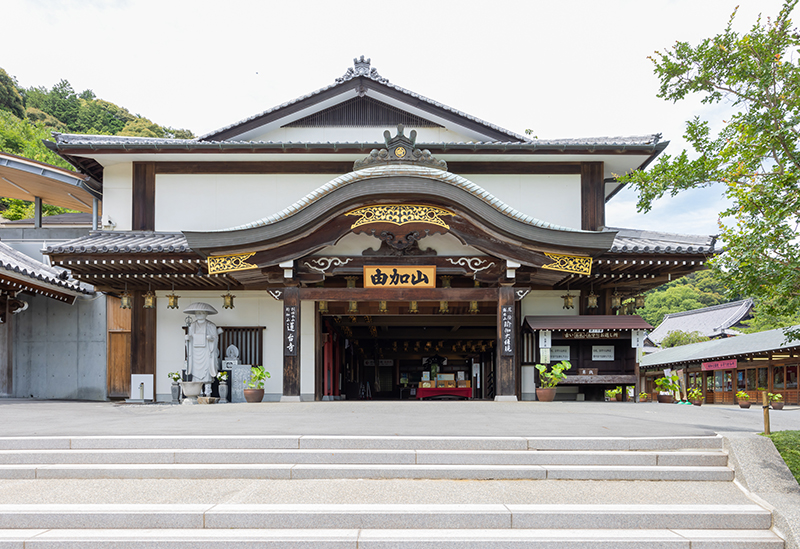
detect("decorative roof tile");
top-left (46, 232), bottom-right (191, 254)
top-left (606, 227), bottom-right (719, 255)
top-left (647, 299), bottom-right (754, 345)
top-left (0, 242), bottom-right (91, 295)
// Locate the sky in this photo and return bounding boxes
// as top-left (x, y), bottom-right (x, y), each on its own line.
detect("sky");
top-left (4, 0), bottom-right (788, 236)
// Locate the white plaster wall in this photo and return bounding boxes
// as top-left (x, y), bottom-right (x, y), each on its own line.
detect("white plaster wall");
top-left (102, 163), bottom-right (133, 231)
top-left (154, 174), bottom-right (337, 232)
top-left (521, 290), bottom-right (580, 317)
top-left (155, 291), bottom-right (284, 399)
top-left (249, 127), bottom-right (474, 144)
top-left (317, 232), bottom-right (484, 257)
top-left (464, 174), bottom-right (582, 230)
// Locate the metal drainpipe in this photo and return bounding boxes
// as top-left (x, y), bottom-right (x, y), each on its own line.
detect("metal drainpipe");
top-left (92, 198), bottom-right (99, 231)
top-left (34, 197), bottom-right (42, 229)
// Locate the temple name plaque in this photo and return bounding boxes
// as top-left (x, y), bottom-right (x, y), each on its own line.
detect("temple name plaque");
top-left (364, 266), bottom-right (436, 288)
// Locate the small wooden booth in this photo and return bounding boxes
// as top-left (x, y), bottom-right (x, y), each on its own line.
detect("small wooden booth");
top-left (522, 316), bottom-right (652, 401)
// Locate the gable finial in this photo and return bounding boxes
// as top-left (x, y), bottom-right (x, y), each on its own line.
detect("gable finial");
top-left (337, 56), bottom-right (388, 84)
top-left (355, 125), bottom-right (446, 171)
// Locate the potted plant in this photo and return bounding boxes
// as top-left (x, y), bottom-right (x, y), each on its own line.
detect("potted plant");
top-left (654, 374), bottom-right (681, 403)
top-left (638, 392), bottom-right (649, 402)
top-left (534, 360), bottom-right (572, 402)
top-left (216, 370), bottom-right (229, 403)
top-left (769, 393), bottom-right (784, 410)
top-left (736, 390), bottom-right (751, 408)
top-left (167, 371), bottom-right (182, 403)
top-left (687, 386), bottom-right (703, 406)
top-left (606, 386), bottom-right (622, 402)
top-left (244, 365), bottom-right (270, 403)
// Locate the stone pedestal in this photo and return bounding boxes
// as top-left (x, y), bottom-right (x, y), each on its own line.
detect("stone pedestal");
top-left (231, 364), bottom-right (251, 403)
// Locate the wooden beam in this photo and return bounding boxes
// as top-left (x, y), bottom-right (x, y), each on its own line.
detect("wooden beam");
top-left (298, 287), bottom-right (499, 302)
top-left (130, 291), bottom-right (156, 400)
top-left (132, 162), bottom-right (155, 231)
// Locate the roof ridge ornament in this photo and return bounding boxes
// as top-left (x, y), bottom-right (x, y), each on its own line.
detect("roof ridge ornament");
top-left (336, 55), bottom-right (388, 84)
top-left (354, 124), bottom-right (448, 171)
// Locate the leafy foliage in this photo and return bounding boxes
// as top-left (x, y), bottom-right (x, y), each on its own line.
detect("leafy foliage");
top-left (534, 360), bottom-right (572, 388)
top-left (0, 68), bottom-right (24, 118)
top-left (660, 330), bottom-right (710, 348)
top-left (618, 0), bottom-right (800, 342)
top-left (0, 110), bottom-right (71, 167)
top-left (639, 271), bottom-right (729, 326)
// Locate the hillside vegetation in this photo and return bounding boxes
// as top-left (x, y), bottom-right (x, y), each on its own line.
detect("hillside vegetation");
top-left (0, 67), bottom-right (193, 219)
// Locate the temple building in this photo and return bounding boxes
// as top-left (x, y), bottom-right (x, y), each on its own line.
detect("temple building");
top-left (34, 57), bottom-right (718, 402)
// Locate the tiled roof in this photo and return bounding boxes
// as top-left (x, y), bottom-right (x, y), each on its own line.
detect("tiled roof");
top-left (524, 315), bottom-right (653, 331)
top-left (647, 299), bottom-right (754, 345)
top-left (641, 324), bottom-right (800, 368)
top-left (50, 133), bottom-right (663, 151)
top-left (0, 242), bottom-right (91, 295)
top-left (606, 227), bottom-right (719, 255)
top-left (199, 57), bottom-right (531, 143)
top-left (46, 231), bottom-right (191, 254)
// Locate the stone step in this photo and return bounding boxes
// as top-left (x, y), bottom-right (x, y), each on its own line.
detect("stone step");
top-left (0, 528), bottom-right (783, 548)
top-left (0, 463), bottom-right (735, 481)
top-left (0, 448), bottom-right (728, 466)
top-left (0, 504), bottom-right (772, 530)
top-left (0, 435), bottom-right (724, 452)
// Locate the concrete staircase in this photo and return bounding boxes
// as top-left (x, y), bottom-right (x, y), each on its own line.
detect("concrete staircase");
top-left (0, 435), bottom-right (784, 548)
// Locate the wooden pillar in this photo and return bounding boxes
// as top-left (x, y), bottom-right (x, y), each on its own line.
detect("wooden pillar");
top-left (132, 162), bottom-right (156, 231)
top-left (33, 197), bottom-right (42, 229)
top-left (581, 162), bottom-right (605, 230)
top-left (282, 286), bottom-right (301, 401)
top-left (131, 291), bottom-right (156, 400)
top-left (495, 285), bottom-right (517, 401)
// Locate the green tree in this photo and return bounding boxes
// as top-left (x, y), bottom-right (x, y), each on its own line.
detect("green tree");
top-left (619, 0), bottom-right (800, 341)
top-left (660, 330), bottom-right (710, 348)
top-left (0, 110), bottom-right (71, 167)
top-left (0, 68), bottom-right (24, 118)
top-left (639, 271), bottom-right (729, 326)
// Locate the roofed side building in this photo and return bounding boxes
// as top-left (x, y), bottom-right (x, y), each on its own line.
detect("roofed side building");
top-left (647, 299), bottom-right (754, 346)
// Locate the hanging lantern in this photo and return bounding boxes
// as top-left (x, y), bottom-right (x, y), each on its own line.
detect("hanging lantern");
top-left (634, 292), bottom-right (646, 309)
top-left (561, 292), bottom-right (574, 309)
top-left (165, 284), bottom-right (180, 310)
top-left (222, 292), bottom-right (235, 310)
top-left (586, 292), bottom-right (599, 309)
top-left (143, 286), bottom-right (156, 309)
top-left (438, 300), bottom-right (449, 313)
top-left (378, 300), bottom-right (388, 314)
top-left (119, 283), bottom-right (132, 310)
top-left (468, 279), bottom-right (480, 314)
top-left (408, 301), bottom-right (419, 314)
top-left (611, 289), bottom-right (622, 309)
top-left (440, 276), bottom-right (452, 288)
top-left (348, 300), bottom-right (359, 314)
top-left (318, 300), bottom-right (329, 314)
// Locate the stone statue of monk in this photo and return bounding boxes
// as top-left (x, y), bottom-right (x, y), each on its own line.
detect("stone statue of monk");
top-left (184, 303), bottom-right (223, 397)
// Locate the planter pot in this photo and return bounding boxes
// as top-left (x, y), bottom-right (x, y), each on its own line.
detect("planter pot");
top-left (170, 383), bottom-right (181, 404)
top-left (771, 402), bottom-right (784, 410)
top-left (739, 401), bottom-right (751, 409)
top-left (691, 400), bottom-right (703, 406)
top-left (657, 394), bottom-right (674, 404)
top-left (179, 381), bottom-right (204, 405)
top-left (614, 394), bottom-right (622, 402)
top-left (244, 388), bottom-right (264, 403)
top-left (536, 387), bottom-right (557, 402)
top-left (219, 382), bottom-right (229, 404)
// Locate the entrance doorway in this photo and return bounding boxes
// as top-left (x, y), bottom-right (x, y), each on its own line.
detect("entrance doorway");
top-left (318, 307), bottom-right (497, 401)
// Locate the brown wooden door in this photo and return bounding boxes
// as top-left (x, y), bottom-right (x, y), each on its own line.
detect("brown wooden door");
top-left (107, 296), bottom-right (131, 399)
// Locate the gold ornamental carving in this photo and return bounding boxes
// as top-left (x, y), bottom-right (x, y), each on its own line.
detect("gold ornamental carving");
top-left (541, 252), bottom-right (592, 275)
top-left (207, 252), bottom-right (258, 275)
top-left (347, 205), bottom-right (453, 230)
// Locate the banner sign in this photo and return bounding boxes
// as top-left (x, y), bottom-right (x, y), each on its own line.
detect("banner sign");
top-left (501, 305), bottom-right (514, 356)
top-left (631, 329), bottom-right (645, 348)
top-left (592, 345), bottom-right (615, 361)
top-left (564, 331), bottom-right (620, 339)
top-left (364, 266), bottom-right (436, 288)
top-left (539, 330), bottom-right (552, 349)
top-left (701, 359), bottom-right (737, 371)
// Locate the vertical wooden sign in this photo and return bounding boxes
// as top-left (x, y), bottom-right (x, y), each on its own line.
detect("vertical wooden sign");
top-left (501, 305), bottom-right (514, 356)
top-left (284, 305), bottom-right (298, 356)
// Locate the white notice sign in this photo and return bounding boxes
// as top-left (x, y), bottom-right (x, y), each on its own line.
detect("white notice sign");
top-left (550, 346), bottom-right (570, 361)
top-left (539, 330), bottom-right (552, 349)
top-left (539, 348), bottom-right (551, 364)
top-left (631, 330), bottom-right (645, 348)
top-left (592, 345), bottom-right (615, 361)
